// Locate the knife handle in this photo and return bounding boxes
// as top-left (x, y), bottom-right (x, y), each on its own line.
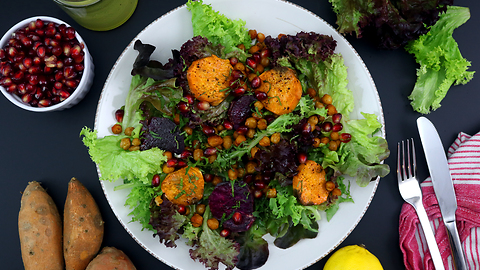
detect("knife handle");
top-left (413, 200), bottom-right (445, 270)
top-left (444, 220), bottom-right (468, 270)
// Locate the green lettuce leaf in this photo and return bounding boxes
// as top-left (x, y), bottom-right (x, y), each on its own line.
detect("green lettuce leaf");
top-left (80, 127), bottom-right (167, 184)
top-left (405, 6), bottom-right (474, 114)
top-left (186, 0), bottom-right (251, 55)
top-left (124, 185), bottom-right (155, 230)
top-left (339, 113), bottom-right (390, 186)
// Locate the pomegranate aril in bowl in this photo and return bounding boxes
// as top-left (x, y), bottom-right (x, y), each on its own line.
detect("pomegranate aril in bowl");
top-left (0, 16), bottom-right (94, 112)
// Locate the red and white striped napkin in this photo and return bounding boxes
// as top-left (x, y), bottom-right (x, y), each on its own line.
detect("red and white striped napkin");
top-left (399, 132), bottom-right (480, 270)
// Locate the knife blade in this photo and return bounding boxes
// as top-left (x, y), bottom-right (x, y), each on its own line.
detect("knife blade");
top-left (417, 116), bottom-right (467, 270)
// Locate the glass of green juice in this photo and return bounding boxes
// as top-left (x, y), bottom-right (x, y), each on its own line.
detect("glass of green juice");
top-left (53, 0), bottom-right (138, 31)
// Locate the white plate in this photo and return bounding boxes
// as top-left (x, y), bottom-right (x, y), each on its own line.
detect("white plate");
top-left (94, 0), bottom-right (385, 269)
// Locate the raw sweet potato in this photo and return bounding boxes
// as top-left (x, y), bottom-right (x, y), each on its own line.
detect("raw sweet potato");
top-left (256, 66), bottom-right (302, 115)
top-left (292, 160), bottom-right (328, 205)
top-left (161, 166), bottom-right (204, 206)
top-left (18, 181), bottom-right (64, 270)
top-left (187, 55), bottom-right (233, 106)
top-left (85, 247), bottom-right (136, 270)
top-left (64, 177), bottom-right (104, 270)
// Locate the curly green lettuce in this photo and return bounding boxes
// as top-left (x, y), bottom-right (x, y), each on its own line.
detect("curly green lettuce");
top-left (405, 5), bottom-right (475, 114)
top-left (80, 127), bottom-right (167, 184)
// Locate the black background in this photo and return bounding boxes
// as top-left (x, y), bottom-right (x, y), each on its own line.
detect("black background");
top-left (1, 0), bottom-right (478, 269)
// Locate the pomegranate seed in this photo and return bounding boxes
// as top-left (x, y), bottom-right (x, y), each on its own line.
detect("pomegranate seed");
top-left (177, 205), bottom-right (187, 215)
top-left (232, 212), bottom-right (242, 224)
top-left (223, 120), bottom-right (233, 130)
top-left (45, 26), bottom-right (56, 37)
top-left (332, 113), bottom-right (342, 124)
top-left (22, 57), bottom-right (32, 68)
top-left (177, 160), bottom-right (187, 168)
top-left (34, 87), bottom-right (43, 99)
top-left (332, 123), bottom-right (343, 132)
top-left (115, 109), bottom-right (124, 122)
top-left (197, 100), bottom-right (211, 110)
top-left (202, 125), bottom-right (215, 136)
top-left (65, 80), bottom-right (77, 89)
top-left (255, 91), bottom-right (267, 101)
top-left (204, 174), bottom-right (213, 182)
top-left (1, 63), bottom-right (12, 76)
top-left (166, 158), bottom-right (178, 167)
top-left (28, 66), bottom-right (41, 74)
top-left (17, 83), bottom-right (26, 94)
top-left (65, 27), bottom-right (76, 40)
top-left (231, 70), bottom-right (244, 80)
top-left (63, 44), bottom-right (71, 56)
top-left (184, 94), bottom-right (194, 104)
top-left (36, 45), bottom-right (46, 57)
top-left (246, 57), bottom-right (256, 69)
top-left (298, 153), bottom-right (308, 164)
top-left (74, 63), bottom-right (84, 71)
top-left (37, 75), bottom-right (47, 85)
top-left (54, 71), bottom-right (64, 81)
top-left (252, 52), bottom-right (261, 63)
top-left (152, 174), bottom-right (161, 187)
top-left (229, 78), bottom-right (240, 89)
top-left (54, 32), bottom-right (62, 40)
top-left (0, 77), bottom-right (13, 87)
top-left (38, 99), bottom-right (52, 107)
top-left (58, 24), bottom-right (67, 35)
top-left (59, 90), bottom-right (70, 99)
top-left (250, 76), bottom-right (261, 89)
top-left (220, 228), bottom-right (231, 237)
top-left (22, 94), bottom-right (33, 103)
top-left (204, 147), bottom-right (217, 156)
top-left (321, 122), bottom-right (333, 132)
top-left (236, 125), bottom-right (248, 135)
top-left (71, 44), bottom-right (82, 57)
top-left (63, 66), bottom-right (77, 79)
top-left (44, 55), bottom-right (57, 68)
top-left (64, 57), bottom-right (74, 66)
top-left (0, 49), bottom-right (5, 59)
top-left (302, 122), bottom-right (312, 135)
top-left (28, 21), bottom-right (37, 31)
top-left (25, 83), bottom-right (36, 93)
top-left (28, 74), bottom-right (39, 85)
top-left (73, 54), bottom-right (84, 63)
top-left (54, 81), bottom-right (63, 89)
top-left (6, 84), bottom-right (17, 93)
top-left (243, 174), bottom-right (254, 184)
top-left (340, 133), bottom-right (352, 143)
top-left (253, 189), bottom-right (263, 199)
top-left (21, 37), bottom-right (33, 48)
top-left (33, 56), bottom-right (42, 65)
top-left (35, 19), bottom-right (44, 29)
top-left (35, 28), bottom-right (44, 36)
top-left (12, 70), bottom-right (24, 82)
top-left (51, 46), bottom-right (62, 56)
top-left (180, 150), bottom-right (192, 159)
top-left (254, 180), bottom-right (267, 190)
top-left (229, 57), bottom-right (238, 66)
top-left (177, 101), bottom-right (190, 113)
top-left (56, 60), bottom-right (64, 69)
top-left (232, 86), bottom-right (246, 96)
top-left (260, 48), bottom-right (271, 58)
top-left (8, 47), bottom-right (18, 58)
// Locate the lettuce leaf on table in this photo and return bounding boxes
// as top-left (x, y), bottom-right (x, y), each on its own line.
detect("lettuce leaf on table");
top-left (405, 5), bottom-right (475, 114)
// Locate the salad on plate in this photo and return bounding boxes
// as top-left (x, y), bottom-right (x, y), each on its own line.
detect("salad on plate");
top-left (81, 1), bottom-right (390, 269)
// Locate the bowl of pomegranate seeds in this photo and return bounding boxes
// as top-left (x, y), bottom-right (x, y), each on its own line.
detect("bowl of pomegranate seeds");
top-left (0, 16), bottom-right (94, 112)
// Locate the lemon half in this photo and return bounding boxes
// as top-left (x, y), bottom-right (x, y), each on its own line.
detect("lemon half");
top-left (323, 245), bottom-right (383, 270)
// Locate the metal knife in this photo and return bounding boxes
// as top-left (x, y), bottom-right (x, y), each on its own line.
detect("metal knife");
top-left (417, 116), bottom-right (467, 270)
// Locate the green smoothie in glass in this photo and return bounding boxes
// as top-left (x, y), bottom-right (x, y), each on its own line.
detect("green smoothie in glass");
top-left (53, 0), bottom-right (138, 31)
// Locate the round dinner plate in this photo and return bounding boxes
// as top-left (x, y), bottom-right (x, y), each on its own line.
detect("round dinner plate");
top-left (94, 0), bottom-right (385, 269)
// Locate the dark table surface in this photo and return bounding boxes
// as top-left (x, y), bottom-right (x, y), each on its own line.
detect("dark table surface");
top-left (1, 0), bottom-right (478, 269)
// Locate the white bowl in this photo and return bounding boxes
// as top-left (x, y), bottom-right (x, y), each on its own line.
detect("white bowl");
top-left (0, 16), bottom-right (94, 112)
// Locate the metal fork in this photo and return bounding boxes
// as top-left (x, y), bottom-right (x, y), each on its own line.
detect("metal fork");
top-left (397, 139), bottom-right (445, 270)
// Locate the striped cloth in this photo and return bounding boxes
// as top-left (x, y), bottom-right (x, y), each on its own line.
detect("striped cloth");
top-left (399, 132), bottom-right (480, 270)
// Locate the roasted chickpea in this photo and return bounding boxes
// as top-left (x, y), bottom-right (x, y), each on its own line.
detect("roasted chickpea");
top-left (330, 131), bottom-right (340, 141)
top-left (246, 161), bottom-right (257, 174)
top-left (234, 134), bottom-right (247, 146)
top-left (313, 137), bottom-right (321, 148)
top-left (266, 188), bottom-right (277, 199)
top-left (212, 175), bottom-right (223, 186)
top-left (307, 88), bottom-right (317, 98)
top-left (257, 119), bottom-right (267, 130)
top-left (326, 104), bottom-right (337, 116)
top-left (124, 127), bottom-right (135, 136)
top-left (249, 44), bottom-right (260, 54)
top-left (154, 196), bottom-right (163, 206)
top-left (246, 129), bottom-right (256, 139)
top-left (237, 44), bottom-right (246, 51)
top-left (237, 167), bottom-right (246, 178)
top-left (111, 124), bottom-right (122, 134)
top-left (308, 115), bottom-right (319, 126)
top-left (191, 213), bottom-right (203, 228)
top-left (207, 218), bottom-right (220, 230)
top-left (328, 140), bottom-right (339, 151)
top-left (193, 148), bottom-right (204, 161)
top-left (164, 151), bottom-right (173, 160)
top-left (251, 146), bottom-right (260, 158)
top-left (132, 138), bottom-right (141, 146)
top-left (245, 117), bottom-right (257, 129)
top-left (208, 154), bottom-right (217, 163)
top-left (183, 126), bottom-right (193, 135)
top-left (259, 136), bottom-right (270, 147)
top-left (196, 204), bottom-right (206, 215)
top-left (257, 33), bottom-right (266, 43)
top-left (315, 101), bottom-right (325, 109)
top-left (228, 168), bottom-right (238, 180)
top-left (270, 132), bottom-right (281, 144)
top-left (332, 188), bottom-right (342, 196)
top-left (248, 29), bottom-right (257, 39)
top-left (321, 94), bottom-right (333, 105)
top-left (173, 113), bottom-right (180, 125)
top-left (208, 135), bottom-right (224, 147)
top-left (162, 163), bottom-right (174, 174)
top-left (254, 101), bottom-right (264, 110)
top-left (325, 181), bottom-right (336, 192)
top-left (120, 138), bottom-right (131, 150)
top-left (320, 137), bottom-right (330, 145)
top-left (235, 62), bottom-right (246, 71)
top-left (223, 135), bottom-right (233, 150)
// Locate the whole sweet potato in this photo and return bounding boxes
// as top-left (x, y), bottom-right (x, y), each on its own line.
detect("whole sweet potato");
top-left (64, 177), bottom-right (104, 270)
top-left (86, 247), bottom-right (137, 270)
top-left (18, 181), bottom-right (64, 270)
